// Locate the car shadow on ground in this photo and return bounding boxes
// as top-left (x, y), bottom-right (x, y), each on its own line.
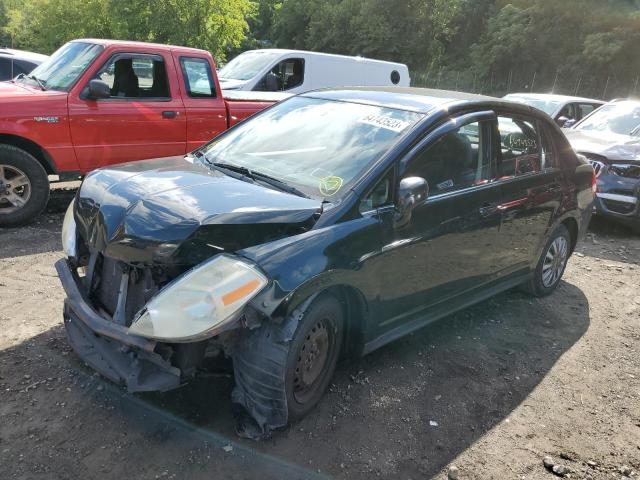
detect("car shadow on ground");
top-left (0, 281), bottom-right (590, 479)
top-left (141, 282), bottom-right (590, 478)
top-left (582, 216), bottom-right (640, 265)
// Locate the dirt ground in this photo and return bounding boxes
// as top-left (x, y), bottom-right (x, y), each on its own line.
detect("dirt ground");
top-left (1, 187), bottom-right (639, 480)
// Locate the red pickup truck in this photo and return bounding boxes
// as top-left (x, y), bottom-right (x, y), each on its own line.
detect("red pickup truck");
top-left (0, 39), bottom-right (285, 226)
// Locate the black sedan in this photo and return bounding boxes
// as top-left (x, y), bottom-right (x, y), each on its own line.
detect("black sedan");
top-left (564, 99), bottom-right (640, 232)
top-left (56, 87), bottom-right (595, 437)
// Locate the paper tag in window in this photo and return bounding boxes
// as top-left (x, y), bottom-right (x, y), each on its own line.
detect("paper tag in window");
top-left (359, 114), bottom-right (410, 132)
top-left (319, 176), bottom-right (344, 196)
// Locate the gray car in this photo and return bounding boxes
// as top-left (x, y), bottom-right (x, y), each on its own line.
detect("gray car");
top-left (564, 99), bottom-right (640, 232)
top-left (504, 93), bottom-right (604, 128)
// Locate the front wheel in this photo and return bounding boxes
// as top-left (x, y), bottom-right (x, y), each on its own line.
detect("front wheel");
top-left (0, 145), bottom-right (50, 227)
top-left (232, 293), bottom-right (344, 436)
top-left (522, 224), bottom-right (571, 297)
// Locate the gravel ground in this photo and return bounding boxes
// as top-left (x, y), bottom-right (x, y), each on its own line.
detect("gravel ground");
top-left (0, 187), bottom-right (638, 479)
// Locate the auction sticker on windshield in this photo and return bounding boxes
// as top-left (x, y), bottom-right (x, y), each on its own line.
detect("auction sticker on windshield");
top-left (359, 114), bottom-right (410, 132)
top-left (319, 176), bottom-right (344, 196)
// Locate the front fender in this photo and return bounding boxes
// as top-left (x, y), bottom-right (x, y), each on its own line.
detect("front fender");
top-left (240, 215), bottom-right (382, 319)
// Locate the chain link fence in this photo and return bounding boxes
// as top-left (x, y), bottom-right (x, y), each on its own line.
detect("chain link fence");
top-left (411, 68), bottom-right (640, 101)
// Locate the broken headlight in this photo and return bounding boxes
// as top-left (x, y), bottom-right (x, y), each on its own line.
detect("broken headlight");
top-left (128, 254), bottom-right (267, 342)
top-left (61, 200), bottom-right (77, 258)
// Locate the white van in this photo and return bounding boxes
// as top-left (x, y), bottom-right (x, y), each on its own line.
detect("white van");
top-left (218, 49), bottom-right (410, 93)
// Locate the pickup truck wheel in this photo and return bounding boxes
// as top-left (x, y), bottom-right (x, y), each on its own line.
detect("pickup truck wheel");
top-left (232, 292), bottom-right (344, 437)
top-left (0, 145), bottom-right (50, 227)
top-left (522, 224), bottom-right (570, 297)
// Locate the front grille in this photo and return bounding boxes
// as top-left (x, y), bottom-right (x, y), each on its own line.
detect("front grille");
top-left (89, 254), bottom-right (159, 326)
top-left (602, 199), bottom-right (636, 215)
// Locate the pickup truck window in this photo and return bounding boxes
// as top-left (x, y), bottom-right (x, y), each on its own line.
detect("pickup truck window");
top-left (22, 41), bottom-right (102, 91)
top-left (180, 57), bottom-right (216, 98)
top-left (93, 54), bottom-right (170, 99)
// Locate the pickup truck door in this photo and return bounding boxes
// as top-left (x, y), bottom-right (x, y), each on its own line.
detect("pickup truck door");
top-left (174, 54), bottom-right (229, 151)
top-left (68, 50), bottom-right (187, 171)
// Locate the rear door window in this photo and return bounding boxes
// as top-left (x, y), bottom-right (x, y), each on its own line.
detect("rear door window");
top-left (180, 57), bottom-right (216, 98)
top-left (497, 116), bottom-right (542, 178)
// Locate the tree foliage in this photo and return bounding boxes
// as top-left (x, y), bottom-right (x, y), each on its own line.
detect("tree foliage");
top-left (0, 0), bottom-right (253, 61)
top-left (1, 0), bottom-right (639, 98)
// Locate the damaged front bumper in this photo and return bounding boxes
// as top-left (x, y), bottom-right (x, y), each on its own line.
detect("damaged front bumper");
top-left (55, 259), bottom-right (182, 392)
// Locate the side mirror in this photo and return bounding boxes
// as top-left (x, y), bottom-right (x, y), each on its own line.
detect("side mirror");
top-left (264, 72), bottom-right (279, 92)
top-left (556, 116), bottom-right (576, 128)
top-left (395, 177), bottom-right (428, 228)
top-left (87, 79), bottom-right (111, 99)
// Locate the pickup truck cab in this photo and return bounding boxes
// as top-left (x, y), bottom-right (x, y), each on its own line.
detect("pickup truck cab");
top-left (0, 39), bottom-right (282, 226)
top-left (218, 48), bottom-right (410, 93)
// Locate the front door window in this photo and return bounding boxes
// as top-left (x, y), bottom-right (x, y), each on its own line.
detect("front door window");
top-left (404, 121), bottom-right (494, 194)
top-left (255, 58), bottom-right (305, 91)
top-left (95, 54), bottom-right (170, 99)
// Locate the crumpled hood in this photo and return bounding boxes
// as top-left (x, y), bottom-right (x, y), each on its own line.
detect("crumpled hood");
top-left (75, 156), bottom-right (322, 265)
top-left (564, 129), bottom-right (640, 162)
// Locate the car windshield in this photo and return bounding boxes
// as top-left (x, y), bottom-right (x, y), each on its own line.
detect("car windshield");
top-left (20, 41), bottom-right (102, 91)
top-left (201, 96), bottom-right (423, 199)
top-left (575, 101), bottom-right (640, 136)
top-left (504, 95), bottom-right (561, 116)
top-left (218, 51), bottom-right (281, 81)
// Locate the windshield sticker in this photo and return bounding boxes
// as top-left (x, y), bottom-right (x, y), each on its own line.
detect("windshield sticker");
top-left (437, 179), bottom-right (454, 190)
top-left (359, 114), bottom-right (411, 133)
top-left (319, 176), bottom-right (344, 196)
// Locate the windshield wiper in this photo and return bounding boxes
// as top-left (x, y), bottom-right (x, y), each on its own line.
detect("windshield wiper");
top-left (26, 74), bottom-right (47, 90)
top-left (210, 162), bottom-right (309, 198)
top-left (251, 169), bottom-right (310, 199)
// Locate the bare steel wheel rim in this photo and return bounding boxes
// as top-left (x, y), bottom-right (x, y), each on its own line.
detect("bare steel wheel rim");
top-left (293, 317), bottom-right (334, 404)
top-left (542, 236), bottom-right (568, 288)
top-left (0, 164), bottom-right (31, 214)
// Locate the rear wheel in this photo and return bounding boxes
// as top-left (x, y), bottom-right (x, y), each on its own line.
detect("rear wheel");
top-left (0, 145), bottom-right (50, 227)
top-left (522, 224), bottom-right (571, 297)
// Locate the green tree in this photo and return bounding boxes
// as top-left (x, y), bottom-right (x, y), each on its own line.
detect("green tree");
top-left (2, 0), bottom-right (253, 60)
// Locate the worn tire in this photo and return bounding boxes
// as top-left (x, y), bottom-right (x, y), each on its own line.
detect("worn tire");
top-left (0, 145), bottom-right (50, 227)
top-left (232, 292), bottom-right (344, 435)
top-left (521, 224), bottom-right (571, 297)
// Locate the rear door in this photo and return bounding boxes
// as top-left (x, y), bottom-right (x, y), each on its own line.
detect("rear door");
top-left (374, 111), bottom-right (504, 330)
top-left (68, 50), bottom-right (186, 171)
top-left (175, 55), bottom-right (228, 152)
top-left (493, 114), bottom-right (563, 275)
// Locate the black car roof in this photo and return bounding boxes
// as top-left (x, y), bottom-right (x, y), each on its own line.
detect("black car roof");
top-left (303, 87), bottom-right (498, 113)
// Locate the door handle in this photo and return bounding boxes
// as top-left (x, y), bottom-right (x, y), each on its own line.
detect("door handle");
top-left (162, 111), bottom-right (178, 119)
